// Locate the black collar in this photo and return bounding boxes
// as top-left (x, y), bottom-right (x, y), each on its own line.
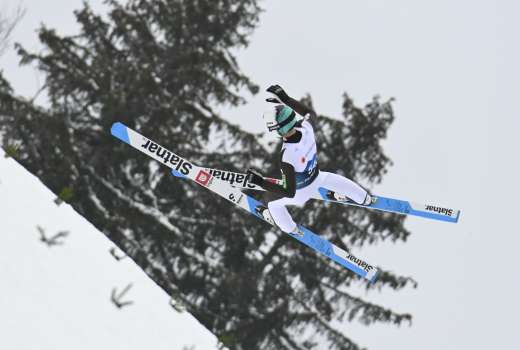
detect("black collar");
top-left (284, 130), bottom-right (302, 143)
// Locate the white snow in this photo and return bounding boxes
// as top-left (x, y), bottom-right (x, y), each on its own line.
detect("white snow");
top-left (0, 149), bottom-right (219, 350)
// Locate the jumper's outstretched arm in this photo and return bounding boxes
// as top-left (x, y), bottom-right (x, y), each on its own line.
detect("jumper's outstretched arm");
top-left (267, 84), bottom-right (317, 119)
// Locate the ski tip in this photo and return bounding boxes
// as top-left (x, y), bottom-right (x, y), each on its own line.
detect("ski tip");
top-left (453, 211), bottom-right (461, 223)
top-left (111, 122), bottom-right (130, 144)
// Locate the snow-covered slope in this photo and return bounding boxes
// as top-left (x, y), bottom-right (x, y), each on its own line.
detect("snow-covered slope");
top-left (0, 150), bottom-right (217, 350)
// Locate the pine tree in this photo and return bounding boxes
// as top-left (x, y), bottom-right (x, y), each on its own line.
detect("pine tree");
top-left (0, 1), bottom-right (416, 349)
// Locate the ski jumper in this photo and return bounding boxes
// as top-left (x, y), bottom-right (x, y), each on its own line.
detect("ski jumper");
top-left (267, 118), bottom-right (369, 233)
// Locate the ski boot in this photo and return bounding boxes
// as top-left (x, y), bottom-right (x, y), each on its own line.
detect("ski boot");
top-left (363, 193), bottom-right (378, 206)
top-left (290, 225), bottom-right (305, 238)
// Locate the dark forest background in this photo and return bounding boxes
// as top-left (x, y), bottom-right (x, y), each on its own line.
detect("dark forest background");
top-left (0, 1), bottom-right (416, 349)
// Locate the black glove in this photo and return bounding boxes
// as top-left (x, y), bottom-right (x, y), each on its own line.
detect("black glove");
top-left (265, 97), bottom-right (280, 104)
top-left (247, 168), bottom-right (265, 187)
top-left (266, 84), bottom-right (290, 103)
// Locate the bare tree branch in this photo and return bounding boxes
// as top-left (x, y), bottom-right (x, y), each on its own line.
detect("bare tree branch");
top-left (0, 3), bottom-right (26, 57)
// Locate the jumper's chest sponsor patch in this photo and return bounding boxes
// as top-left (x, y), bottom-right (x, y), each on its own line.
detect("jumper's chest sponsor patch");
top-left (425, 205), bottom-right (454, 216)
top-left (140, 138), bottom-right (192, 175)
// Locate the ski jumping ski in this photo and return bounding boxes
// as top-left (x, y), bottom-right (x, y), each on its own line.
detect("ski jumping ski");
top-left (111, 122), bottom-right (378, 282)
top-left (175, 167), bottom-right (460, 223)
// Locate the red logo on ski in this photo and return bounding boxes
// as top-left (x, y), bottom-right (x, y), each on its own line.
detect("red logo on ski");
top-left (195, 170), bottom-right (212, 187)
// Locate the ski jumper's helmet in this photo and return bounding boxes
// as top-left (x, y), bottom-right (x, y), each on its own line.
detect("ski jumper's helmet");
top-left (263, 105), bottom-right (298, 136)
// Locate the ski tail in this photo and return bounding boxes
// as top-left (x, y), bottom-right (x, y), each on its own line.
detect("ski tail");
top-left (317, 188), bottom-right (460, 223)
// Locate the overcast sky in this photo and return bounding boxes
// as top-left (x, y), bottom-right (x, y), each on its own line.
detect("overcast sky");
top-left (1, 0), bottom-right (519, 349)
